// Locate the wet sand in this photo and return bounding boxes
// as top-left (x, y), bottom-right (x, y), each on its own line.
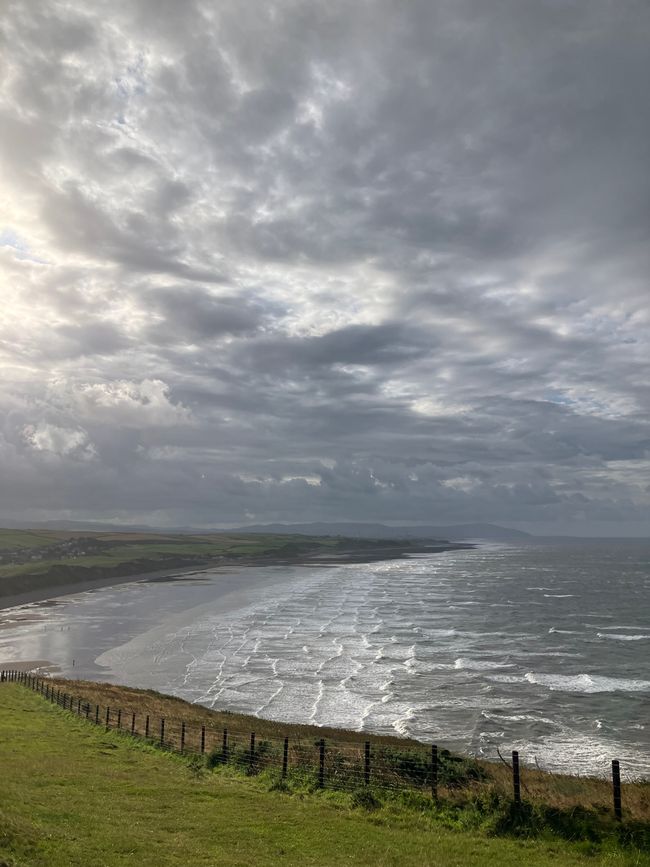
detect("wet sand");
top-left (0, 543), bottom-right (466, 613)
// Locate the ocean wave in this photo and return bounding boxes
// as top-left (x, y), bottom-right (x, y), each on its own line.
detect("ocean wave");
top-left (488, 672), bottom-right (650, 693)
top-left (481, 711), bottom-right (556, 726)
top-left (597, 633), bottom-right (650, 641)
top-left (525, 673), bottom-right (650, 693)
top-left (548, 627), bottom-right (582, 634)
top-left (454, 657), bottom-right (514, 671)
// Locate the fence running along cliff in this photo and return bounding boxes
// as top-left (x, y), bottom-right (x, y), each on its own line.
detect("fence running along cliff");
top-left (0, 669), bottom-right (629, 822)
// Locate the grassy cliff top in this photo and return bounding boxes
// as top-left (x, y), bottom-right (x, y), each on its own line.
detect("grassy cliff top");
top-left (2, 682), bottom-right (646, 867)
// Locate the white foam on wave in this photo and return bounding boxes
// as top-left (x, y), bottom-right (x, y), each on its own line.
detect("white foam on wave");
top-left (481, 710), bottom-right (556, 726)
top-left (392, 707), bottom-right (416, 737)
top-left (548, 627), bottom-right (582, 635)
top-left (543, 594), bottom-right (576, 598)
top-left (489, 672), bottom-right (650, 693)
top-left (454, 657), bottom-right (514, 671)
top-left (597, 632), bottom-right (650, 641)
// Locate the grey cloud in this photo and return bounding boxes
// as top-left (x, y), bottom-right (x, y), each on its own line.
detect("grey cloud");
top-left (143, 288), bottom-right (271, 342)
top-left (0, 0), bottom-right (648, 534)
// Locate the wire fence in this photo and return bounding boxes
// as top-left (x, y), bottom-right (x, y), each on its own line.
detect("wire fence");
top-left (0, 669), bottom-right (626, 822)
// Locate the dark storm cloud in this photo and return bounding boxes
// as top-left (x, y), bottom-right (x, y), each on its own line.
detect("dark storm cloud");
top-left (0, 0), bottom-right (648, 534)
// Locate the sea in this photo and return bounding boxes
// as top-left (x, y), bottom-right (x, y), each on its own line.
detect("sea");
top-left (1, 540), bottom-right (648, 778)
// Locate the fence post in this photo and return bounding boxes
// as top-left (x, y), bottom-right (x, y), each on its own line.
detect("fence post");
top-left (145, 715), bottom-right (150, 738)
top-left (95, 704), bottom-right (99, 725)
top-left (512, 751), bottom-right (521, 807)
top-left (612, 759), bottom-right (622, 821)
top-left (105, 707), bottom-right (110, 729)
top-left (117, 709), bottom-right (122, 729)
top-left (77, 698), bottom-right (81, 715)
top-left (365, 741), bottom-right (371, 786)
top-left (282, 736), bottom-right (289, 779)
top-left (431, 744), bottom-right (438, 800)
top-left (201, 725), bottom-right (206, 754)
top-left (249, 732), bottom-right (256, 772)
top-left (222, 728), bottom-right (228, 763)
top-left (160, 718), bottom-right (165, 747)
top-left (180, 721), bottom-right (186, 752)
top-left (131, 712), bottom-right (136, 735)
top-left (85, 703), bottom-right (89, 720)
top-left (319, 739), bottom-right (325, 788)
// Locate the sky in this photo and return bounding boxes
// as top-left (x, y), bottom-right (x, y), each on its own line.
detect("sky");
top-left (0, 1), bottom-right (649, 535)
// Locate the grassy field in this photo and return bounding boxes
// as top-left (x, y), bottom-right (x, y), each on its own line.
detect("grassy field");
top-left (0, 529), bottom-right (391, 600)
top-left (38, 677), bottom-right (650, 821)
top-left (1, 684), bottom-right (646, 867)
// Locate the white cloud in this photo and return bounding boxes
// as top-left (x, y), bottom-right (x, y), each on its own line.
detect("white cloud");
top-left (23, 423), bottom-right (95, 459)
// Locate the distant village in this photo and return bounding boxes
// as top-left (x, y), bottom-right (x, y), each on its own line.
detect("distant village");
top-left (0, 537), bottom-right (110, 567)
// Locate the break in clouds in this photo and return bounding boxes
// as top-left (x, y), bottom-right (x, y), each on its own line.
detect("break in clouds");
top-left (0, 1), bottom-right (649, 534)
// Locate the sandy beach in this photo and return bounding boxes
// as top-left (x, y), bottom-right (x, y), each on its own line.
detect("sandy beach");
top-left (0, 542), bottom-right (465, 613)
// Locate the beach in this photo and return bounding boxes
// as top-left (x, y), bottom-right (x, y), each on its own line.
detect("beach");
top-left (1, 541), bottom-right (648, 777)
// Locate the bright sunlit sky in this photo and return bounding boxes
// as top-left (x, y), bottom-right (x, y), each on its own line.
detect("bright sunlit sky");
top-left (1, 1), bottom-right (649, 535)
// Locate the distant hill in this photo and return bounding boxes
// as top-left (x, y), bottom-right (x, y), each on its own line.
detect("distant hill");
top-left (226, 522), bottom-right (533, 542)
top-left (5, 519), bottom-right (532, 541)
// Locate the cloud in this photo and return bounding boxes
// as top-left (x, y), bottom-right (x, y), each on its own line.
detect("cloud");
top-left (0, 0), bottom-right (648, 534)
top-left (23, 423), bottom-right (95, 460)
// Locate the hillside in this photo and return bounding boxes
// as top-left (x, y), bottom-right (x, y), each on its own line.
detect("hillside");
top-left (0, 530), bottom-right (443, 604)
top-left (2, 682), bottom-right (646, 866)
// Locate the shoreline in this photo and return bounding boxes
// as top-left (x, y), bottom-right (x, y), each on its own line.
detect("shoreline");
top-left (0, 542), bottom-right (470, 612)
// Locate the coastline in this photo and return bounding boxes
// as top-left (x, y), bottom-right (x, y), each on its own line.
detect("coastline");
top-left (0, 542), bottom-right (470, 612)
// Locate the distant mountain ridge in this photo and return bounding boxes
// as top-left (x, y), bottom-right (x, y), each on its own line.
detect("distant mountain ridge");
top-left (226, 522), bottom-right (533, 541)
top-left (3, 519), bottom-right (530, 541)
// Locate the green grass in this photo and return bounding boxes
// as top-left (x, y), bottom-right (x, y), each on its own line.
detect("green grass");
top-left (0, 529), bottom-right (65, 551)
top-left (0, 529), bottom-right (412, 600)
top-left (2, 685), bottom-right (643, 866)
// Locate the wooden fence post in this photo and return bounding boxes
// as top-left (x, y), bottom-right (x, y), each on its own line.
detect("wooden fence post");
top-left (145, 715), bottom-right (150, 738)
top-left (222, 728), bottom-right (228, 763)
top-left (180, 721), bottom-right (186, 752)
top-left (512, 751), bottom-right (521, 807)
top-left (117, 709), bottom-right (122, 729)
top-left (160, 718), bottom-right (165, 746)
top-left (200, 725), bottom-right (206, 754)
top-left (365, 741), bottom-right (371, 786)
top-left (95, 705), bottom-right (99, 725)
top-left (612, 759), bottom-right (622, 821)
top-left (319, 739), bottom-right (325, 788)
top-left (249, 732), bottom-right (256, 771)
top-left (131, 712), bottom-right (136, 735)
top-left (105, 706), bottom-right (110, 729)
top-left (431, 744), bottom-right (438, 800)
top-left (282, 736), bottom-right (289, 779)
top-left (85, 703), bottom-right (89, 720)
